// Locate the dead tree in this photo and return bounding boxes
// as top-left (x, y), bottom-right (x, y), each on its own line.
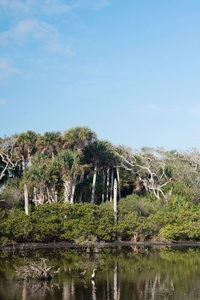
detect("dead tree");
top-left (0, 136), bottom-right (19, 182)
top-left (119, 147), bottom-right (172, 201)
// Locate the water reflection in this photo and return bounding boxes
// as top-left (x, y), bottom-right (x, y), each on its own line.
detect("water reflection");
top-left (1, 246), bottom-right (200, 299)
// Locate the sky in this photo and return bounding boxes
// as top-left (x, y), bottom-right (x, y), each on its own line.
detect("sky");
top-left (1, 0), bottom-right (200, 151)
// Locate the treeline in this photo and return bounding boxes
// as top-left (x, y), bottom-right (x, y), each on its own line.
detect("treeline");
top-left (1, 126), bottom-right (200, 243)
top-left (0, 127), bottom-right (122, 214)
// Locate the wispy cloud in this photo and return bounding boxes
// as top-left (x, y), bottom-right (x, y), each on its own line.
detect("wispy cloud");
top-left (0, 99), bottom-right (6, 105)
top-left (0, 19), bottom-right (74, 55)
top-left (91, 0), bottom-right (111, 10)
top-left (0, 0), bottom-right (80, 16)
top-left (42, 0), bottom-right (80, 15)
top-left (0, 59), bottom-right (19, 82)
top-left (0, 59), bottom-right (19, 74)
top-left (0, 19), bottom-right (62, 43)
top-left (0, 0), bottom-right (35, 14)
top-left (0, 0), bottom-right (111, 16)
top-left (0, 0), bottom-right (112, 59)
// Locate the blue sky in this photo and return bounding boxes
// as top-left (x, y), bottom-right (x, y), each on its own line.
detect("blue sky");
top-left (1, 0), bottom-right (200, 151)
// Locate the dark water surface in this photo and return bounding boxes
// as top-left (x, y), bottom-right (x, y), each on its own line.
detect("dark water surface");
top-left (1, 245), bottom-right (200, 299)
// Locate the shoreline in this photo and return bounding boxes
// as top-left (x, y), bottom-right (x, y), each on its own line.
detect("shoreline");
top-left (1, 240), bottom-right (200, 250)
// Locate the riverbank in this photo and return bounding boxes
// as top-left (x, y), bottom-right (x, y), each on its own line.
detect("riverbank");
top-left (1, 240), bottom-right (200, 251)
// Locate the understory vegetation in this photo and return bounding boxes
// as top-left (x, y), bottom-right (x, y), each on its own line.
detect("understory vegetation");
top-left (1, 126), bottom-right (200, 244)
top-left (1, 186), bottom-right (200, 245)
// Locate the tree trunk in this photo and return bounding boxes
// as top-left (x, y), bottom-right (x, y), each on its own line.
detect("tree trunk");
top-left (102, 170), bottom-right (106, 202)
top-left (70, 173), bottom-right (77, 204)
top-left (106, 168), bottom-right (110, 201)
top-left (51, 183), bottom-right (57, 203)
top-left (114, 178), bottom-right (117, 224)
top-left (78, 171), bottom-right (84, 203)
top-left (33, 185), bottom-right (45, 206)
top-left (46, 183), bottom-right (57, 203)
top-left (91, 165), bottom-right (98, 204)
top-left (24, 183), bottom-right (29, 215)
top-left (110, 169), bottom-right (114, 202)
top-left (63, 180), bottom-right (72, 203)
top-left (33, 186), bottom-right (37, 205)
top-left (22, 157), bottom-right (29, 215)
top-left (116, 167), bottom-right (121, 200)
top-left (54, 190), bottom-right (58, 203)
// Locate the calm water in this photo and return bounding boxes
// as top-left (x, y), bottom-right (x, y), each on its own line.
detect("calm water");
top-left (1, 245), bottom-right (200, 300)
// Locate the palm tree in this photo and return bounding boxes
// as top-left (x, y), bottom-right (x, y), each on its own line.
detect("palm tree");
top-left (63, 126), bottom-right (97, 202)
top-left (36, 131), bottom-right (62, 203)
top-left (14, 130), bottom-right (38, 215)
top-left (45, 156), bottom-right (61, 203)
top-left (25, 152), bottom-right (61, 205)
top-left (83, 140), bottom-right (114, 204)
top-left (63, 126), bottom-right (97, 151)
top-left (24, 162), bottom-right (46, 206)
top-left (84, 140), bottom-right (122, 204)
top-left (37, 131), bottom-right (62, 159)
top-left (56, 150), bottom-right (83, 204)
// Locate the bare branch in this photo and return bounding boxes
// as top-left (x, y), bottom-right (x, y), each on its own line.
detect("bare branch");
top-left (118, 148), bottom-right (173, 200)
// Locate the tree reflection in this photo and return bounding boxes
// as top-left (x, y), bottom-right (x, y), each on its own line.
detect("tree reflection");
top-left (1, 246), bottom-right (200, 299)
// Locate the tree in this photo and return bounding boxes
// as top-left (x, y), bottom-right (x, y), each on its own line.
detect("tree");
top-left (0, 136), bottom-right (17, 184)
top-left (63, 126), bottom-right (97, 202)
top-left (37, 131), bottom-right (62, 159)
top-left (56, 150), bottom-right (83, 204)
top-left (63, 126), bottom-right (97, 151)
top-left (118, 147), bottom-right (172, 201)
top-left (168, 149), bottom-right (200, 198)
top-left (84, 140), bottom-right (118, 204)
top-left (14, 130), bottom-right (38, 214)
top-left (25, 152), bottom-right (62, 206)
top-left (24, 162), bottom-right (46, 206)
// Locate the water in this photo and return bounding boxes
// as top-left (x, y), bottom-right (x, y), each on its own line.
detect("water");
top-left (1, 245), bottom-right (200, 299)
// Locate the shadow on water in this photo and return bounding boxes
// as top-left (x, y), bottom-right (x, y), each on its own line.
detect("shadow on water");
top-left (1, 246), bottom-right (200, 299)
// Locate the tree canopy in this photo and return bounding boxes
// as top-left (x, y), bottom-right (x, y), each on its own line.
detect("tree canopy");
top-left (1, 126), bottom-right (200, 216)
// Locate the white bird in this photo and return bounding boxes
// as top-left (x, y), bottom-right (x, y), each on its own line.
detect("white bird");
top-left (54, 267), bottom-right (60, 274)
top-left (91, 269), bottom-right (97, 279)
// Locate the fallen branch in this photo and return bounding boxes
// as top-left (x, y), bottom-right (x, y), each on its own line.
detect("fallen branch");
top-left (14, 258), bottom-right (56, 281)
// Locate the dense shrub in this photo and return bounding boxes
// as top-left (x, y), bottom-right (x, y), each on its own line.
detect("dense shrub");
top-left (0, 208), bottom-right (31, 243)
top-left (30, 204), bottom-right (64, 242)
top-left (1, 192), bottom-right (200, 245)
top-left (96, 202), bottom-right (116, 241)
top-left (61, 202), bottom-right (115, 242)
top-left (159, 210), bottom-right (200, 241)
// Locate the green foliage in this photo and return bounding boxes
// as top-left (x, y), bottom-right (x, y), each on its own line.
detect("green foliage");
top-left (171, 182), bottom-right (196, 199)
top-left (30, 204), bottom-right (64, 242)
top-left (159, 210), bottom-right (200, 241)
top-left (97, 202), bottom-right (116, 241)
top-left (61, 202), bottom-right (115, 242)
top-left (0, 203), bottom-right (116, 244)
top-left (0, 208), bottom-right (31, 243)
top-left (116, 194), bottom-right (157, 240)
top-left (118, 194), bottom-right (156, 218)
top-left (1, 196), bottom-right (200, 244)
